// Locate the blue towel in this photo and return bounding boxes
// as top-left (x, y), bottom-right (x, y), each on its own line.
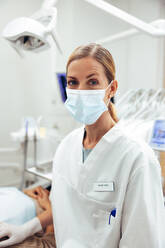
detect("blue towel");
top-left (0, 187), bottom-right (36, 225)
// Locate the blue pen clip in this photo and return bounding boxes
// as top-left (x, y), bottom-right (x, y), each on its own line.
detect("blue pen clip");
top-left (109, 208), bottom-right (116, 225)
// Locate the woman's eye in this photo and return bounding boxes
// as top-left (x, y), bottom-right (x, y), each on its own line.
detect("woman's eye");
top-left (67, 80), bottom-right (78, 86)
top-left (89, 79), bottom-right (98, 85)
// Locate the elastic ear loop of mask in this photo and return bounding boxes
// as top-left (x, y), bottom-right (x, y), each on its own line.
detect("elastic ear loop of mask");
top-left (106, 80), bottom-right (114, 107)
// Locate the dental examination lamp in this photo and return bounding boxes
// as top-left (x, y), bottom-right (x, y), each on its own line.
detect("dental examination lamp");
top-left (2, 0), bottom-right (62, 57)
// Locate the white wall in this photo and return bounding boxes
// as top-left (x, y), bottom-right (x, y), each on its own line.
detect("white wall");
top-left (126, 0), bottom-right (165, 91)
top-left (0, 0), bottom-right (165, 150)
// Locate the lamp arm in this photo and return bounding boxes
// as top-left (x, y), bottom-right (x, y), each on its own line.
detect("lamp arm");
top-left (84, 0), bottom-right (165, 37)
top-left (96, 19), bottom-right (165, 44)
top-left (42, 0), bottom-right (59, 10)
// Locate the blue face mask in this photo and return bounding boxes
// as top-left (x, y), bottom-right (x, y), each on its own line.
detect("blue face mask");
top-left (64, 88), bottom-right (108, 125)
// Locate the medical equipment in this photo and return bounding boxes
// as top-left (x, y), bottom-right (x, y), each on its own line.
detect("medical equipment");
top-left (11, 117), bottom-right (46, 189)
top-left (96, 19), bottom-right (165, 45)
top-left (34, 129), bottom-right (37, 172)
top-left (115, 88), bottom-right (165, 142)
top-left (56, 73), bottom-right (67, 103)
top-left (3, 0), bottom-right (165, 57)
top-left (2, 0), bottom-right (62, 57)
top-left (10, 117), bottom-right (62, 187)
top-left (150, 120), bottom-right (165, 151)
top-left (20, 120), bottom-right (29, 190)
top-left (116, 88), bottom-right (165, 121)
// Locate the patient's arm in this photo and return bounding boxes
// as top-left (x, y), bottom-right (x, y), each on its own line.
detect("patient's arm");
top-left (36, 188), bottom-right (53, 229)
top-left (24, 186), bottom-right (53, 231)
top-left (38, 207), bottom-right (53, 230)
top-left (24, 186), bottom-right (53, 229)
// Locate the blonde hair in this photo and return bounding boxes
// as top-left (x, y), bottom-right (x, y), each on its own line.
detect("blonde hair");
top-left (66, 43), bottom-right (115, 83)
top-left (66, 43), bottom-right (118, 122)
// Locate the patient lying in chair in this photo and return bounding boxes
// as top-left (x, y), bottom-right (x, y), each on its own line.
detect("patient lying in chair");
top-left (0, 186), bottom-right (55, 247)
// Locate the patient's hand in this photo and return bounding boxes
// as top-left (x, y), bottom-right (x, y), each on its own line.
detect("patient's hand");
top-left (37, 188), bottom-right (51, 211)
top-left (23, 186), bottom-right (49, 200)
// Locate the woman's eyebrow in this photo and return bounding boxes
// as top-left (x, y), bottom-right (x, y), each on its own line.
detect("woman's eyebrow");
top-left (86, 73), bottom-right (99, 78)
top-left (67, 73), bottom-right (99, 79)
top-left (67, 76), bottom-right (77, 79)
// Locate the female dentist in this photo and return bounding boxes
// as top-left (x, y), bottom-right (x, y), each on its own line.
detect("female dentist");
top-left (0, 43), bottom-right (164, 248)
top-left (51, 43), bottom-right (165, 248)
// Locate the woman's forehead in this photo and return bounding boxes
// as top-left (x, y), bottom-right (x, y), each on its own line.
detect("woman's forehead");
top-left (67, 57), bottom-right (105, 78)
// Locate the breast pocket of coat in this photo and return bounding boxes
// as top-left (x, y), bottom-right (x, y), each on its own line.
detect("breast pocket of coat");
top-left (92, 205), bottom-right (119, 246)
top-left (92, 205), bottom-right (117, 231)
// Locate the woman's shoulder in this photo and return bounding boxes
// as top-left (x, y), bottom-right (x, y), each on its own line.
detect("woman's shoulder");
top-left (54, 126), bottom-right (84, 153)
top-left (117, 123), bottom-right (160, 170)
top-left (107, 122), bottom-right (158, 163)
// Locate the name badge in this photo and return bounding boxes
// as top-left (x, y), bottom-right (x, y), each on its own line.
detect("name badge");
top-left (93, 182), bottom-right (115, 192)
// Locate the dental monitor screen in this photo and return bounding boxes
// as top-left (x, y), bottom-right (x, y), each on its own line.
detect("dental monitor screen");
top-left (150, 119), bottom-right (165, 151)
top-left (56, 73), bottom-right (67, 103)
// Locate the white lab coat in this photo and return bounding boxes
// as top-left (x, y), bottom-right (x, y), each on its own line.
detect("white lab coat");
top-left (50, 123), bottom-right (165, 248)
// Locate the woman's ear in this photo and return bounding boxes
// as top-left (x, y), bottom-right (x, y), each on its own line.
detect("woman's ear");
top-left (107, 80), bottom-right (118, 99)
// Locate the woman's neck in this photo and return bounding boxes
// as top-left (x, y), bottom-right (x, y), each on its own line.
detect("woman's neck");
top-left (83, 111), bottom-right (115, 149)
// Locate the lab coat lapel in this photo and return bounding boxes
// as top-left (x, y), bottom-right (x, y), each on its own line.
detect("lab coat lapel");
top-left (78, 123), bottom-right (123, 174)
top-left (76, 125), bottom-right (105, 166)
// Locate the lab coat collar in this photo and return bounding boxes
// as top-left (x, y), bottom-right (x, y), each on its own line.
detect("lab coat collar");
top-left (77, 122), bottom-right (124, 169)
top-left (81, 121), bottom-right (123, 145)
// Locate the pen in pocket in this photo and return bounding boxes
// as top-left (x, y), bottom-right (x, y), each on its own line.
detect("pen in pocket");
top-left (108, 208), bottom-right (116, 225)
